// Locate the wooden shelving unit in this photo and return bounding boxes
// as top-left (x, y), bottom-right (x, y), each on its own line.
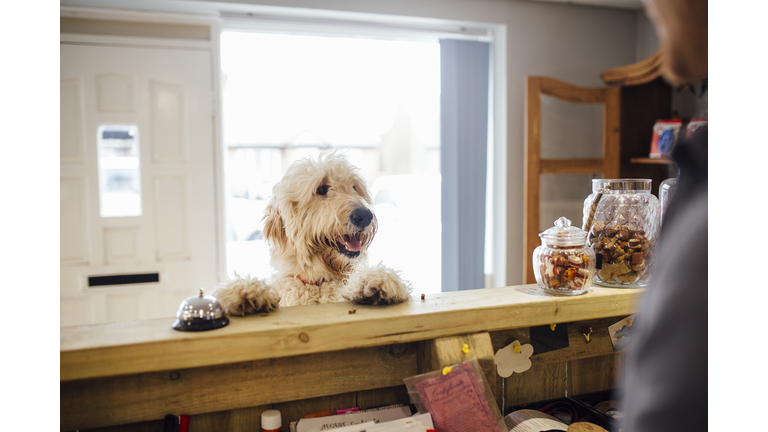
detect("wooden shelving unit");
top-left (601, 49), bottom-right (677, 197)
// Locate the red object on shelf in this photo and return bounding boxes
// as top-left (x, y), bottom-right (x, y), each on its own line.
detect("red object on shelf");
top-left (686, 117), bottom-right (708, 139)
top-left (179, 414), bottom-right (190, 432)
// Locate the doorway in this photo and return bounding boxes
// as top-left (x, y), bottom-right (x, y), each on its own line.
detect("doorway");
top-left (60, 41), bottom-right (218, 326)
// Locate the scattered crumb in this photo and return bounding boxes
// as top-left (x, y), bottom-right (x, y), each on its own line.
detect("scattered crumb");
top-left (348, 309), bottom-right (357, 314)
top-left (421, 293), bottom-right (425, 300)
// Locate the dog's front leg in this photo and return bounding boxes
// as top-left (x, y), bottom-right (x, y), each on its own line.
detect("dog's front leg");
top-left (341, 262), bottom-right (413, 305)
top-left (211, 275), bottom-right (280, 316)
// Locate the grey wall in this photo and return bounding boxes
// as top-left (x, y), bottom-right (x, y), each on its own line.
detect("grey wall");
top-left (635, 11), bottom-right (660, 61)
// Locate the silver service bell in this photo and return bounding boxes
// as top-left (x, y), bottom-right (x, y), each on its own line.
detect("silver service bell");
top-left (171, 288), bottom-right (229, 332)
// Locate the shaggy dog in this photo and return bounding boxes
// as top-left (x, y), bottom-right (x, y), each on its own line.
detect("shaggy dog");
top-left (213, 152), bottom-right (413, 315)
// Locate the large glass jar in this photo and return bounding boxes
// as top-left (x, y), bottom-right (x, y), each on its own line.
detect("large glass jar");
top-left (533, 217), bottom-right (595, 296)
top-left (582, 179), bottom-right (660, 288)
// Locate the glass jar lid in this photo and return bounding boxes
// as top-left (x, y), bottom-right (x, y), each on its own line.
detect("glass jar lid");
top-left (539, 217), bottom-right (588, 247)
top-left (592, 179), bottom-right (652, 192)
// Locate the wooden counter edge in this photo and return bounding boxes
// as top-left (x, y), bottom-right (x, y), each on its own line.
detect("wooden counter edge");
top-left (60, 284), bottom-right (643, 382)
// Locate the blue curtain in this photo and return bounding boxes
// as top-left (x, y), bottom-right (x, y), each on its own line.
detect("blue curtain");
top-left (440, 39), bottom-right (491, 292)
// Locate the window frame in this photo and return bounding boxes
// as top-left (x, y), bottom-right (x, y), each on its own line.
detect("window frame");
top-left (215, 11), bottom-right (508, 289)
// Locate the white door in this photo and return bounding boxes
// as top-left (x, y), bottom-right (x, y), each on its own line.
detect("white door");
top-left (60, 42), bottom-right (218, 326)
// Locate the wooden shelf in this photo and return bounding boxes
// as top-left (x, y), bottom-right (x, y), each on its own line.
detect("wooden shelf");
top-left (61, 284), bottom-right (641, 382)
top-left (629, 157), bottom-right (675, 165)
top-left (61, 284), bottom-right (642, 431)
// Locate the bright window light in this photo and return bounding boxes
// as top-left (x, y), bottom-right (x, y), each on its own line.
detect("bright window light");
top-left (220, 31), bottom-right (441, 294)
top-left (97, 125), bottom-right (142, 218)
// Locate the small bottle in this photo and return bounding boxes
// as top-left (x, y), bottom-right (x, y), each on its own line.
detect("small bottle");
top-left (659, 177), bottom-right (677, 226)
top-left (261, 409), bottom-right (282, 432)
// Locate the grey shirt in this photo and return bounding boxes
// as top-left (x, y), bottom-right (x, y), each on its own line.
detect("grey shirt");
top-left (620, 126), bottom-right (708, 431)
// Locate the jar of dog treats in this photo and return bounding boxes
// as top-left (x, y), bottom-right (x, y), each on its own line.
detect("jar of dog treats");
top-left (582, 179), bottom-right (660, 288)
top-left (533, 217), bottom-right (595, 295)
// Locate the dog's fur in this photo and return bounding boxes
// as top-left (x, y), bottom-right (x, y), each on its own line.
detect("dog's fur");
top-left (213, 152), bottom-right (412, 315)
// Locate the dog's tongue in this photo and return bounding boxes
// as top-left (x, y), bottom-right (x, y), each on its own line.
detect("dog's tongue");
top-left (338, 234), bottom-right (361, 252)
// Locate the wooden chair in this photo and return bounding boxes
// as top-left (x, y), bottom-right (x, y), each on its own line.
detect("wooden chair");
top-left (523, 76), bottom-right (621, 284)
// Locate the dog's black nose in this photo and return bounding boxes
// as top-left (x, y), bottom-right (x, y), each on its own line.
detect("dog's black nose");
top-left (350, 208), bottom-right (373, 229)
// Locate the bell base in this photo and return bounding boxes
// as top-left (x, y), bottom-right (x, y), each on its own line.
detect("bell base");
top-left (172, 317), bottom-right (230, 332)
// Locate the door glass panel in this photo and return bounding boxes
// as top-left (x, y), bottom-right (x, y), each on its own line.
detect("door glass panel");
top-left (97, 125), bottom-right (142, 217)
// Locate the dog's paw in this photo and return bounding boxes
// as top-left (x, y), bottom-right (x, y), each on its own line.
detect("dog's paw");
top-left (211, 275), bottom-right (279, 316)
top-left (342, 262), bottom-right (413, 305)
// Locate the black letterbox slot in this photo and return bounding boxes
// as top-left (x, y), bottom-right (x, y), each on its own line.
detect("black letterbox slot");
top-left (88, 273), bottom-right (160, 287)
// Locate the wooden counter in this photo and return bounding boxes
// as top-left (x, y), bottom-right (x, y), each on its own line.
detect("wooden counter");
top-left (61, 284), bottom-right (643, 431)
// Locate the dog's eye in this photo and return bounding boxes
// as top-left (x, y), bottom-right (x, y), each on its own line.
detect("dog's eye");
top-left (353, 185), bottom-right (356, 191)
top-left (316, 185), bottom-right (329, 195)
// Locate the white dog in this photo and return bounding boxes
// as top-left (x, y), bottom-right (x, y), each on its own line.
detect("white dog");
top-left (213, 152), bottom-right (413, 315)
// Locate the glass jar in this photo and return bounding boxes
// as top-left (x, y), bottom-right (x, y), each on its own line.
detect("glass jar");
top-left (533, 217), bottom-right (595, 296)
top-left (582, 179), bottom-right (660, 288)
top-left (659, 177), bottom-right (677, 226)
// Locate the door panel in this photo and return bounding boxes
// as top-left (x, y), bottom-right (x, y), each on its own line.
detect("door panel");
top-left (60, 43), bottom-right (217, 326)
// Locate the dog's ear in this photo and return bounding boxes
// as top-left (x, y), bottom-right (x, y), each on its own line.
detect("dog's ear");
top-left (263, 202), bottom-right (287, 251)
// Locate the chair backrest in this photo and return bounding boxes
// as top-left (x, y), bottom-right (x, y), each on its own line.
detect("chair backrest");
top-left (523, 76), bottom-right (621, 284)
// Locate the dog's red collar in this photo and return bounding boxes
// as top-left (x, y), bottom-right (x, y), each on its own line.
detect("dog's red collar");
top-left (296, 275), bottom-right (325, 286)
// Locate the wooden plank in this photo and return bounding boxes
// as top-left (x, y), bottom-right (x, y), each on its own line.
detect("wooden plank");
top-left (489, 315), bottom-right (629, 365)
top-left (539, 158), bottom-right (605, 175)
top-left (537, 76), bottom-right (608, 104)
top-left (524, 77), bottom-right (542, 284)
top-left (61, 285), bottom-right (643, 382)
top-left (356, 385), bottom-right (411, 410)
top-left (503, 360), bottom-right (566, 408)
top-left (601, 49), bottom-right (664, 86)
top-left (418, 332), bottom-right (497, 396)
top-left (603, 86), bottom-right (621, 179)
top-left (629, 157), bottom-right (675, 165)
top-left (567, 353), bottom-right (623, 396)
top-left (529, 316), bottom-right (630, 364)
top-left (499, 353), bottom-right (622, 411)
top-left (61, 343), bottom-right (418, 431)
top-left (497, 356), bottom-right (623, 412)
top-left (489, 316), bottom-right (627, 413)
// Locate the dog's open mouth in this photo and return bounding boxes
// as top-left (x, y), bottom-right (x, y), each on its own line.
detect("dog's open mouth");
top-left (334, 234), bottom-right (362, 258)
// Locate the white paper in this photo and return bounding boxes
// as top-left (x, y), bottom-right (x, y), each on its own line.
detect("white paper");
top-left (409, 413), bottom-right (434, 429)
top-left (503, 409), bottom-right (568, 432)
top-left (315, 415), bottom-right (432, 432)
top-left (495, 340), bottom-right (534, 377)
top-left (296, 406), bottom-right (412, 432)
